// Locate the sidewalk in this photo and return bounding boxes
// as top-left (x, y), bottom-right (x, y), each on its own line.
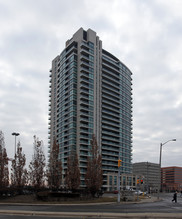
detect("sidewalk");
top-left (138, 195), bottom-right (159, 203)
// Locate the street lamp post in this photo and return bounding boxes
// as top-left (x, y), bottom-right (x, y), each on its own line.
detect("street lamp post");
top-left (158, 139), bottom-right (176, 199)
top-left (146, 162), bottom-right (151, 194)
top-left (12, 132), bottom-right (20, 156)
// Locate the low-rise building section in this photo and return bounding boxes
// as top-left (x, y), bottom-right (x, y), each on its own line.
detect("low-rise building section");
top-left (107, 172), bottom-right (144, 192)
top-left (161, 166), bottom-right (182, 192)
top-left (132, 162), bottom-right (160, 193)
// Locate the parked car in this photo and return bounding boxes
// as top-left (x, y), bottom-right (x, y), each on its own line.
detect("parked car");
top-left (134, 190), bottom-right (143, 195)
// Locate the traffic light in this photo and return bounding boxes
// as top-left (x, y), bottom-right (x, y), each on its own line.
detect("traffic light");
top-left (141, 179), bottom-right (143, 184)
top-left (118, 159), bottom-right (122, 167)
top-left (137, 179), bottom-right (139, 184)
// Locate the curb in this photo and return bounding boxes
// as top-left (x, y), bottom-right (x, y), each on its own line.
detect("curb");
top-left (0, 210), bottom-right (182, 218)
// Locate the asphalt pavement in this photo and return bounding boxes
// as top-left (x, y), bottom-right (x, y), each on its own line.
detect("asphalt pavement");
top-left (0, 194), bottom-right (182, 218)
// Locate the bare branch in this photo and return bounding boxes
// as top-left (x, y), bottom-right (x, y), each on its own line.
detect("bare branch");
top-left (48, 138), bottom-right (62, 190)
top-left (85, 134), bottom-right (103, 197)
top-left (28, 135), bottom-right (46, 189)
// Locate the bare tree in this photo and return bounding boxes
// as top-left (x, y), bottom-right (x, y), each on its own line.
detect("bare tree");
top-left (29, 136), bottom-right (46, 189)
top-left (0, 131), bottom-right (9, 188)
top-left (65, 151), bottom-right (80, 191)
top-left (85, 134), bottom-right (103, 197)
top-left (48, 138), bottom-right (62, 190)
top-left (11, 141), bottom-right (27, 187)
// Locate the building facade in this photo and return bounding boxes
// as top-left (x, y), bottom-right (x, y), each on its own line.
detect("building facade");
top-left (48, 28), bottom-right (133, 190)
top-left (161, 166), bottom-right (182, 192)
top-left (132, 162), bottom-right (160, 192)
top-left (107, 172), bottom-right (143, 192)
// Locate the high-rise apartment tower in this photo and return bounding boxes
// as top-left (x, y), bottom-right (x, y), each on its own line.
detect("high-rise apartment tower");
top-left (48, 28), bottom-right (133, 190)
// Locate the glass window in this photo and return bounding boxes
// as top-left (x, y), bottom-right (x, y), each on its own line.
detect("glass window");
top-left (109, 176), bottom-right (112, 186)
top-left (114, 176), bottom-right (117, 185)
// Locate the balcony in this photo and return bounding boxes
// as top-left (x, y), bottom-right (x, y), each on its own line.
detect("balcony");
top-left (80, 117), bottom-right (89, 123)
top-left (102, 104), bottom-right (119, 114)
top-left (102, 119), bottom-right (119, 128)
top-left (102, 55), bottom-right (119, 68)
top-left (102, 68), bottom-right (120, 83)
top-left (102, 113), bottom-right (119, 123)
top-left (102, 129), bottom-right (119, 138)
top-left (102, 87), bottom-right (119, 99)
top-left (102, 94), bottom-right (119, 105)
top-left (102, 134), bottom-right (119, 142)
top-left (102, 81), bottom-right (119, 93)
top-left (102, 61), bottom-right (120, 75)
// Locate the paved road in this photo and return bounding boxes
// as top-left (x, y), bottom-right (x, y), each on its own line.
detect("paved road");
top-left (0, 193), bottom-right (182, 218)
top-left (0, 216), bottom-right (59, 219)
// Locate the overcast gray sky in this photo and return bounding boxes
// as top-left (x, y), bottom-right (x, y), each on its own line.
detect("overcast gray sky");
top-left (0, 0), bottom-right (182, 168)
